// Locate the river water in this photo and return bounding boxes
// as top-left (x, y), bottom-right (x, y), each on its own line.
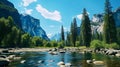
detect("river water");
top-left (9, 51), bottom-right (120, 67)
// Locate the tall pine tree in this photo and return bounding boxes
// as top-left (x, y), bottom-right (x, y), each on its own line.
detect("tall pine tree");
top-left (66, 32), bottom-right (71, 46)
top-left (61, 25), bottom-right (65, 41)
top-left (103, 0), bottom-right (117, 44)
top-left (80, 8), bottom-right (91, 47)
top-left (70, 18), bottom-right (77, 47)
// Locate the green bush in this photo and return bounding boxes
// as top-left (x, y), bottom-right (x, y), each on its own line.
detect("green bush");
top-left (44, 42), bottom-right (52, 47)
top-left (90, 40), bottom-right (104, 49)
top-left (103, 43), bottom-right (119, 49)
top-left (57, 41), bottom-right (64, 48)
top-left (50, 40), bottom-right (58, 47)
top-left (76, 41), bottom-right (80, 47)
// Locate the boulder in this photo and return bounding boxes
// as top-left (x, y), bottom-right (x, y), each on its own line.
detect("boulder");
top-left (0, 56), bottom-right (10, 66)
top-left (105, 50), bottom-right (117, 55)
top-left (57, 61), bottom-right (65, 66)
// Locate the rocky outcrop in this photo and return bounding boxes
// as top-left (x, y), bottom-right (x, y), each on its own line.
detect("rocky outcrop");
top-left (91, 7), bottom-right (120, 33)
top-left (91, 14), bottom-right (103, 23)
top-left (91, 14), bottom-right (104, 34)
top-left (20, 14), bottom-right (49, 40)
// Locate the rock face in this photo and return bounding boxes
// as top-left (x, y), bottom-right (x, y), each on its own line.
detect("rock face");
top-left (20, 14), bottom-right (49, 40)
top-left (0, 0), bottom-right (21, 27)
top-left (92, 14), bottom-right (103, 23)
top-left (91, 14), bottom-right (104, 33)
top-left (91, 8), bottom-right (120, 33)
top-left (0, 0), bottom-right (49, 40)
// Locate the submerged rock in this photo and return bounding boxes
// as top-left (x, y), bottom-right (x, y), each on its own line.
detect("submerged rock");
top-left (93, 61), bottom-right (104, 65)
top-left (20, 60), bottom-right (26, 64)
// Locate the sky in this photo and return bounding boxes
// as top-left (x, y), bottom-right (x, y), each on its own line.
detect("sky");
top-left (9, 0), bottom-right (120, 38)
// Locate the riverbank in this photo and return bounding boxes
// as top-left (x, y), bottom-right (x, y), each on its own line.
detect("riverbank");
top-left (0, 48), bottom-right (51, 53)
top-left (0, 47), bottom-right (85, 52)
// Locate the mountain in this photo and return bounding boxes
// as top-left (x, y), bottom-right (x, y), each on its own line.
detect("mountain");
top-left (50, 27), bottom-right (80, 40)
top-left (91, 14), bottom-right (103, 23)
top-left (91, 8), bottom-right (120, 33)
top-left (50, 32), bottom-right (68, 41)
top-left (91, 14), bottom-right (104, 33)
top-left (20, 14), bottom-right (49, 40)
top-left (0, 0), bottom-right (21, 27)
top-left (50, 33), bottom-right (61, 41)
top-left (0, 0), bottom-right (49, 40)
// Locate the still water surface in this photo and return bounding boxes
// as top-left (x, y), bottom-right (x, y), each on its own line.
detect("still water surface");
top-left (9, 52), bottom-right (120, 67)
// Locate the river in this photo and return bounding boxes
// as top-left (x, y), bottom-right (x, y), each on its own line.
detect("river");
top-left (9, 51), bottom-right (120, 67)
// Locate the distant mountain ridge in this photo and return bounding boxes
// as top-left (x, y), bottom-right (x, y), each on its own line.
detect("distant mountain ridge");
top-left (20, 14), bottom-right (49, 40)
top-left (50, 27), bottom-right (80, 40)
top-left (50, 32), bottom-right (68, 41)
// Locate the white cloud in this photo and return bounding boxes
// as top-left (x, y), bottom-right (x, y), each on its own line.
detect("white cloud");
top-left (22, 0), bottom-right (37, 7)
top-left (47, 34), bottom-right (53, 38)
top-left (77, 14), bottom-right (83, 20)
top-left (77, 12), bottom-right (90, 20)
top-left (25, 8), bottom-right (33, 15)
top-left (36, 4), bottom-right (62, 22)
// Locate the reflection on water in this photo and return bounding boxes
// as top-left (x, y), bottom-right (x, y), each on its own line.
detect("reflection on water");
top-left (9, 52), bottom-right (120, 67)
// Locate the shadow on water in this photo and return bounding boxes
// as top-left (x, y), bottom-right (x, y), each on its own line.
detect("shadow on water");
top-left (9, 52), bottom-right (120, 67)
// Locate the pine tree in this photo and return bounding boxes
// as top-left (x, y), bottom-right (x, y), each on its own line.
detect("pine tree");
top-left (60, 25), bottom-right (65, 47)
top-left (80, 8), bottom-right (91, 47)
top-left (70, 18), bottom-right (77, 47)
top-left (66, 32), bottom-right (71, 46)
top-left (103, 0), bottom-right (117, 44)
top-left (61, 25), bottom-right (65, 41)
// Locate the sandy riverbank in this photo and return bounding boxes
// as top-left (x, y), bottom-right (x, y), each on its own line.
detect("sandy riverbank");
top-left (0, 48), bottom-right (52, 52)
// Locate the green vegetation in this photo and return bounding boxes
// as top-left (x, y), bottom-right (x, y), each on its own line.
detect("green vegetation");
top-left (60, 25), bottom-right (65, 47)
top-left (117, 27), bottom-right (120, 45)
top-left (80, 8), bottom-right (91, 47)
top-left (90, 40), bottom-right (104, 49)
top-left (0, 3), bottom-right (17, 12)
top-left (70, 18), bottom-right (78, 47)
top-left (90, 0), bottom-right (119, 49)
top-left (61, 25), bottom-right (65, 41)
top-left (90, 40), bottom-right (120, 49)
top-left (104, 43), bottom-right (120, 49)
top-left (66, 32), bottom-right (71, 46)
top-left (0, 16), bottom-right (48, 48)
top-left (103, 0), bottom-right (117, 44)
top-left (0, 16), bottom-right (21, 47)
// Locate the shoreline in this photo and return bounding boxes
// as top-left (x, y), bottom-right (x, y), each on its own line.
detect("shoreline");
top-left (0, 47), bottom-right (85, 52)
top-left (0, 48), bottom-right (52, 52)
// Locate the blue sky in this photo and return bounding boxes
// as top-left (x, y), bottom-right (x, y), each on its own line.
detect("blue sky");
top-left (9, 0), bottom-right (120, 38)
